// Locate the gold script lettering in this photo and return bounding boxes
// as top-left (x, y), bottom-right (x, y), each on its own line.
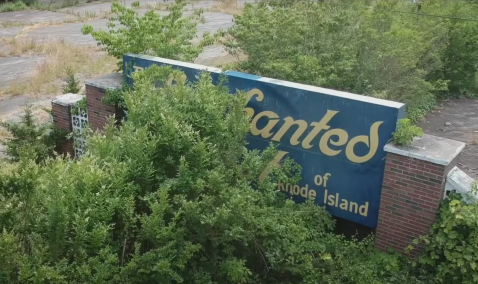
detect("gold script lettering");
top-left (271, 117), bottom-right (308, 146)
top-left (345, 121), bottom-right (382, 163)
top-left (319, 129), bottom-right (349, 156)
top-left (243, 88), bottom-right (384, 164)
top-left (244, 89), bottom-right (264, 118)
top-left (301, 110), bottom-right (339, 149)
top-left (250, 111), bottom-right (279, 138)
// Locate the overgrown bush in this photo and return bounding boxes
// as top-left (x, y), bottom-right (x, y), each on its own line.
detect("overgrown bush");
top-left (411, 190), bottom-right (478, 284)
top-left (1, 67), bottom-right (477, 283)
top-left (0, 66), bottom-right (429, 284)
top-left (0, 0), bottom-right (79, 13)
top-left (0, 1), bottom-right (27, 12)
top-left (0, 106), bottom-right (65, 163)
top-left (82, 0), bottom-right (216, 70)
top-left (225, 0), bottom-right (478, 122)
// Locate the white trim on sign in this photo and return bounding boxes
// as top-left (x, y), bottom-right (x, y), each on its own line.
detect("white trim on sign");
top-left (126, 54), bottom-right (405, 109)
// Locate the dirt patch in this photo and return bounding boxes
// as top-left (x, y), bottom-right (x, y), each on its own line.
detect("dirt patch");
top-left (418, 98), bottom-right (478, 179)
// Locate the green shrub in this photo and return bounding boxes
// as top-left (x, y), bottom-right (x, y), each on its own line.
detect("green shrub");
top-left (0, 1), bottom-right (27, 12)
top-left (1, 67), bottom-right (477, 284)
top-left (0, 66), bottom-right (431, 284)
top-left (27, 0), bottom-right (79, 11)
top-left (0, 106), bottom-right (66, 163)
top-left (62, 68), bottom-right (82, 94)
top-left (82, 1), bottom-right (216, 70)
top-left (440, 2), bottom-right (478, 97)
top-left (225, 0), bottom-right (478, 122)
top-left (102, 81), bottom-right (130, 110)
top-left (411, 191), bottom-right (478, 284)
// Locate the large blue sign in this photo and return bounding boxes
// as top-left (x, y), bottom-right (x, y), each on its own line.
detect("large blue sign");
top-left (123, 54), bottom-right (406, 228)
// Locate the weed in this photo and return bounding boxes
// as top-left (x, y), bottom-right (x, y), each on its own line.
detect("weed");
top-left (392, 119), bottom-right (424, 147)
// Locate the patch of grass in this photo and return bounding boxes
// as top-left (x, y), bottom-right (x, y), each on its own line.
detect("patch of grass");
top-left (28, 0), bottom-right (80, 11)
top-left (142, 1), bottom-right (171, 10)
top-left (63, 9), bottom-right (111, 22)
top-left (0, 20), bottom-right (32, 28)
top-left (0, 1), bottom-right (27, 12)
top-left (207, 0), bottom-right (243, 15)
top-left (0, 0), bottom-right (79, 13)
top-left (0, 38), bottom-right (118, 96)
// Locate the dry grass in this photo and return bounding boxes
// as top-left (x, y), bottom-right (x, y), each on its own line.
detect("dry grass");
top-left (63, 9), bottom-right (111, 22)
top-left (0, 127), bottom-right (11, 140)
top-left (0, 37), bottom-right (39, 57)
top-left (0, 38), bottom-right (117, 96)
top-left (142, 1), bottom-right (171, 10)
top-left (0, 6), bottom-right (113, 98)
top-left (472, 131), bottom-right (478, 145)
top-left (142, 0), bottom-right (213, 11)
top-left (207, 0), bottom-right (243, 15)
top-left (0, 21), bottom-right (32, 28)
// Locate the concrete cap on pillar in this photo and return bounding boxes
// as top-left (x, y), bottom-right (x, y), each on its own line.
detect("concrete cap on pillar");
top-left (84, 73), bottom-right (123, 90)
top-left (384, 134), bottom-right (466, 166)
top-left (52, 93), bottom-right (84, 107)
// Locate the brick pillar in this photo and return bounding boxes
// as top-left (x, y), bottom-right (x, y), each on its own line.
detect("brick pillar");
top-left (51, 93), bottom-right (85, 157)
top-left (375, 134), bottom-right (465, 256)
top-left (84, 73), bottom-right (124, 131)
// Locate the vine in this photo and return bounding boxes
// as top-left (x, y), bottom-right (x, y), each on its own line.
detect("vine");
top-left (71, 97), bottom-right (87, 115)
top-left (102, 82), bottom-right (132, 111)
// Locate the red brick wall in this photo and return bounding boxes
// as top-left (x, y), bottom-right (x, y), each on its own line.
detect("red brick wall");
top-left (85, 85), bottom-right (124, 131)
top-left (375, 153), bottom-right (458, 255)
top-left (51, 102), bottom-right (74, 157)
